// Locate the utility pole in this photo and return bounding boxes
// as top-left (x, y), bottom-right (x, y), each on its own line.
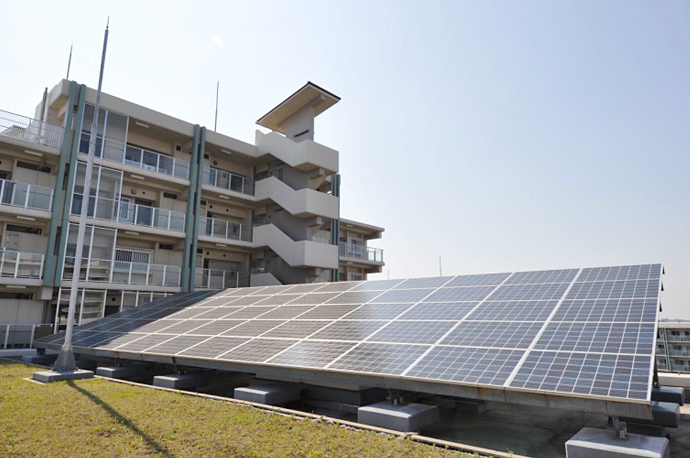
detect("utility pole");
top-left (52, 19), bottom-right (110, 374)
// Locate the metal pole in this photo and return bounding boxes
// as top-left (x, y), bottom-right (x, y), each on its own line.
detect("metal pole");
top-left (53, 19), bottom-right (109, 372)
top-left (214, 79), bottom-right (219, 132)
top-left (439, 254), bottom-right (442, 277)
top-left (66, 43), bottom-right (73, 80)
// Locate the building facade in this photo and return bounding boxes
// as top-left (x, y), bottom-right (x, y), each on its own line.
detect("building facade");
top-left (0, 80), bottom-right (384, 339)
top-left (657, 320), bottom-right (690, 373)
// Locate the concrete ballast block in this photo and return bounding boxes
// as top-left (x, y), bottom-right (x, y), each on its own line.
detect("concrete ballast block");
top-left (565, 427), bottom-right (670, 458)
top-left (652, 386), bottom-right (685, 405)
top-left (153, 374), bottom-right (207, 390)
top-left (22, 354), bottom-right (57, 365)
top-left (357, 402), bottom-right (439, 432)
top-left (32, 370), bottom-right (95, 383)
top-left (96, 366), bottom-right (136, 379)
top-left (234, 383), bottom-right (300, 405)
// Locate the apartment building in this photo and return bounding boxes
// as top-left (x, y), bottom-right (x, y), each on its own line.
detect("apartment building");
top-left (0, 79), bottom-right (384, 341)
top-left (657, 320), bottom-right (690, 373)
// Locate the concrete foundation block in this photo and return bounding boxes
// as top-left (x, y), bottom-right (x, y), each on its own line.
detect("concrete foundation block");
top-left (96, 366), bottom-right (136, 379)
top-left (32, 369), bottom-right (95, 383)
top-left (234, 383), bottom-right (300, 405)
top-left (0, 348), bottom-right (36, 357)
top-left (75, 359), bottom-right (97, 370)
top-left (565, 427), bottom-right (670, 458)
top-left (357, 402), bottom-right (439, 432)
top-left (22, 354), bottom-right (57, 365)
top-left (455, 399), bottom-right (488, 414)
top-left (153, 374), bottom-right (207, 390)
top-left (301, 384), bottom-right (387, 406)
top-left (652, 386), bottom-right (685, 405)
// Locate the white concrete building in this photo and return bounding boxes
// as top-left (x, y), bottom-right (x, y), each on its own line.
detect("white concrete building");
top-left (657, 320), bottom-right (690, 373)
top-left (0, 80), bottom-right (384, 345)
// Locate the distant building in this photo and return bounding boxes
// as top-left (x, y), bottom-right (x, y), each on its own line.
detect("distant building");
top-left (656, 320), bottom-right (690, 373)
top-left (0, 79), bottom-right (385, 338)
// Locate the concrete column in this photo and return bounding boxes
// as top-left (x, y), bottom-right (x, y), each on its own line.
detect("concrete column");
top-left (53, 84), bottom-right (88, 286)
top-left (182, 125), bottom-right (201, 291)
top-left (43, 81), bottom-right (79, 287)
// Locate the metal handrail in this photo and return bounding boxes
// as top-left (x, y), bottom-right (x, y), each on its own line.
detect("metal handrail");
top-left (338, 241), bottom-right (384, 263)
top-left (62, 256), bottom-right (182, 287)
top-left (80, 131), bottom-right (191, 180)
top-left (665, 335), bottom-right (690, 342)
top-left (0, 178), bottom-right (53, 212)
top-left (195, 267), bottom-right (240, 289)
top-left (199, 216), bottom-right (252, 242)
top-left (0, 109), bottom-right (63, 148)
top-left (0, 249), bottom-right (44, 279)
top-left (71, 193), bottom-right (186, 232)
top-left (202, 166), bottom-right (254, 195)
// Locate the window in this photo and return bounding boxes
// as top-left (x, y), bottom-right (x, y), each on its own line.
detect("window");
top-left (163, 192), bottom-right (178, 200)
top-left (6, 224), bottom-right (42, 234)
top-left (17, 161), bottom-right (51, 173)
top-left (159, 244), bottom-right (174, 250)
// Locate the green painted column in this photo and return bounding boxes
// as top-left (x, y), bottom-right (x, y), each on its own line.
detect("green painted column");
top-left (331, 173), bottom-right (341, 282)
top-left (43, 81), bottom-right (78, 287)
top-left (181, 125), bottom-right (201, 291)
top-left (53, 84), bottom-right (88, 286)
top-left (188, 126), bottom-right (206, 290)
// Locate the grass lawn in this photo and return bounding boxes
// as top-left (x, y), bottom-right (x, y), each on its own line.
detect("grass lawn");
top-left (0, 360), bottom-right (485, 457)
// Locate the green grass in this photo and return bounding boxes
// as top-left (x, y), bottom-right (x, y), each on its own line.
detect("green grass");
top-left (0, 360), bottom-right (484, 457)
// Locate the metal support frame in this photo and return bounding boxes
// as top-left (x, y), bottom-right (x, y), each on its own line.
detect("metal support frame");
top-left (330, 173), bottom-right (341, 282)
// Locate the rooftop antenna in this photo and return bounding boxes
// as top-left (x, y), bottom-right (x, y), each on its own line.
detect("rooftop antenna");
top-left (214, 79), bottom-right (219, 132)
top-left (52, 18), bottom-right (109, 374)
top-left (66, 42), bottom-right (73, 80)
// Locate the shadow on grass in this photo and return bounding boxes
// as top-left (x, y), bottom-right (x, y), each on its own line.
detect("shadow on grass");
top-left (67, 381), bottom-right (174, 457)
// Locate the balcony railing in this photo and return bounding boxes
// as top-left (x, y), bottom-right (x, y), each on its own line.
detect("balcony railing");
top-left (338, 242), bottom-right (384, 263)
top-left (0, 323), bottom-right (53, 349)
top-left (199, 216), bottom-right (252, 242)
top-left (0, 250), bottom-right (44, 279)
top-left (669, 364), bottom-right (690, 372)
top-left (666, 335), bottom-right (690, 342)
top-left (195, 268), bottom-right (240, 289)
top-left (203, 167), bottom-right (254, 195)
top-left (0, 178), bottom-right (53, 212)
top-left (0, 109), bottom-right (63, 148)
top-left (63, 256), bottom-right (182, 287)
top-left (668, 350), bottom-right (690, 357)
top-left (80, 131), bottom-right (191, 180)
top-left (72, 193), bottom-right (186, 232)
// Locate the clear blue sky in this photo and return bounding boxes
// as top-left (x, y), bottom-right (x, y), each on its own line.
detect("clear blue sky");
top-left (1, 1), bottom-right (688, 317)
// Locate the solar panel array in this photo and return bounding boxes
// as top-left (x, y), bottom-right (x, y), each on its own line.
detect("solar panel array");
top-left (38, 264), bottom-right (662, 403)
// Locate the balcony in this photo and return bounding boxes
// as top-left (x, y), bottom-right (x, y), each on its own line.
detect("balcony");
top-left (199, 216), bottom-right (252, 242)
top-left (666, 335), bottom-right (690, 342)
top-left (0, 249), bottom-right (44, 279)
top-left (0, 109), bottom-right (63, 149)
top-left (0, 323), bottom-right (52, 349)
top-left (63, 256), bottom-right (181, 287)
top-left (203, 167), bottom-right (254, 196)
top-left (195, 268), bottom-right (241, 289)
top-left (339, 242), bottom-right (384, 264)
top-left (72, 194), bottom-right (186, 233)
top-left (0, 178), bottom-right (53, 212)
top-left (80, 131), bottom-right (191, 180)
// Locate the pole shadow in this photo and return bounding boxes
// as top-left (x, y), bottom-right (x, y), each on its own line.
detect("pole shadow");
top-left (66, 381), bottom-right (174, 457)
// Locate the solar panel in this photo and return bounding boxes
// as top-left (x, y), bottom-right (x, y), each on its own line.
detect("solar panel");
top-left (37, 264), bottom-right (662, 409)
